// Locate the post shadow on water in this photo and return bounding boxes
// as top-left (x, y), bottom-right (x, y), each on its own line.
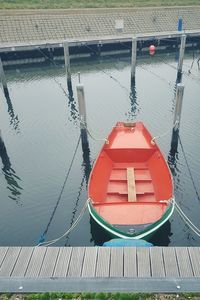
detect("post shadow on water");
top-left (1, 78), bottom-right (20, 132)
top-left (0, 134), bottom-right (23, 204)
top-left (126, 78), bottom-right (140, 120)
top-left (67, 88), bottom-right (79, 122)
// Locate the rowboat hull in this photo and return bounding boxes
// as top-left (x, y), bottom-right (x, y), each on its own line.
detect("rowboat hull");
top-left (88, 200), bottom-right (174, 240)
top-left (88, 122), bottom-right (174, 241)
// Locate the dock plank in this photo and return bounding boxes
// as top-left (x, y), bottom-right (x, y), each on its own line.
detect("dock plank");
top-left (0, 247), bottom-right (21, 277)
top-left (175, 247), bottom-right (193, 277)
top-left (0, 247), bottom-right (8, 268)
top-left (82, 247), bottom-right (98, 277)
top-left (123, 247), bottom-right (137, 277)
top-left (110, 247), bottom-right (123, 277)
top-left (95, 247), bottom-right (110, 277)
top-left (39, 247), bottom-right (59, 277)
top-left (53, 247), bottom-right (72, 277)
top-left (137, 248), bottom-right (151, 277)
top-left (188, 247), bottom-right (200, 277)
top-left (12, 247), bottom-right (34, 277)
top-left (0, 246), bottom-right (199, 293)
top-left (150, 247), bottom-right (165, 277)
top-left (68, 247), bottom-right (85, 277)
top-left (163, 247), bottom-right (179, 277)
top-left (25, 247), bottom-right (47, 277)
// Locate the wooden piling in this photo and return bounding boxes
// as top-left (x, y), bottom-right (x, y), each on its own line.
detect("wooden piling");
top-left (63, 41), bottom-right (72, 92)
top-left (177, 34), bottom-right (186, 78)
top-left (0, 57), bottom-right (9, 97)
top-left (77, 84), bottom-right (87, 129)
top-left (173, 83), bottom-right (185, 131)
top-left (76, 83), bottom-right (88, 148)
top-left (131, 37), bottom-right (137, 83)
top-left (171, 83), bottom-right (184, 152)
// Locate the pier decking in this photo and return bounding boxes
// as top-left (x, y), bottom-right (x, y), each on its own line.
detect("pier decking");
top-left (0, 246), bottom-right (200, 293)
top-left (1, 7), bottom-right (200, 46)
top-left (0, 6), bottom-right (200, 55)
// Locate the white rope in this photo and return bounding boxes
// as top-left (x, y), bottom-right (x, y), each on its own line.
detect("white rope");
top-left (172, 199), bottom-right (200, 238)
top-left (37, 198), bottom-right (90, 247)
top-left (79, 120), bottom-right (109, 144)
top-left (151, 120), bottom-right (179, 145)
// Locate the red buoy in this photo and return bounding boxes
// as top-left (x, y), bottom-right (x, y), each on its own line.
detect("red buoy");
top-left (149, 45), bottom-right (156, 55)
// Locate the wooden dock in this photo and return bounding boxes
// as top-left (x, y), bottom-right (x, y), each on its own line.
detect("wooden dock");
top-left (0, 29), bottom-right (200, 53)
top-left (0, 246), bottom-right (200, 293)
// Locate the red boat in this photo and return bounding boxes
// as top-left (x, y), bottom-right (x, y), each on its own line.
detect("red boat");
top-left (88, 122), bottom-right (174, 240)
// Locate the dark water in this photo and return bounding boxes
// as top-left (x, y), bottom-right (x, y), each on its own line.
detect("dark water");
top-left (0, 49), bottom-right (200, 246)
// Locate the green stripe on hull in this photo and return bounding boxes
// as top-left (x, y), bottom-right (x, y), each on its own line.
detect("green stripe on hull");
top-left (88, 201), bottom-right (174, 240)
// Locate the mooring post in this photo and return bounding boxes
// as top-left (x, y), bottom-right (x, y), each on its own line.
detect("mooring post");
top-left (0, 57), bottom-right (9, 98)
top-left (171, 83), bottom-right (185, 151)
top-left (177, 34), bottom-right (186, 80)
top-left (178, 17), bottom-right (183, 31)
top-left (63, 40), bottom-right (72, 92)
top-left (76, 83), bottom-right (88, 149)
top-left (131, 36), bottom-right (137, 84)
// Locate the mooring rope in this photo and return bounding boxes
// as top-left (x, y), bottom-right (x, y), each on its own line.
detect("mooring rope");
top-left (37, 134), bottom-right (81, 245)
top-left (178, 135), bottom-right (200, 202)
top-left (79, 120), bottom-right (109, 144)
top-left (37, 198), bottom-right (90, 247)
top-left (172, 199), bottom-right (200, 238)
top-left (150, 120), bottom-right (178, 145)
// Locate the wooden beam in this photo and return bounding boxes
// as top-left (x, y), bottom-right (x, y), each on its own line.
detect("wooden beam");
top-left (127, 167), bottom-right (136, 202)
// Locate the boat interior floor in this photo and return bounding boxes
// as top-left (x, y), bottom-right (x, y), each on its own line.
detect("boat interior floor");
top-left (106, 162), bottom-right (156, 203)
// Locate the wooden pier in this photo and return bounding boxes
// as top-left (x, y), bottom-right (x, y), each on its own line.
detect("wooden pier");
top-left (0, 246), bottom-right (200, 293)
top-left (0, 29), bottom-right (200, 53)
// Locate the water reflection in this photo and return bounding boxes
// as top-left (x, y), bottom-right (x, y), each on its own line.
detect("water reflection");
top-left (65, 132), bottom-right (92, 245)
top-left (65, 174), bottom-right (85, 246)
top-left (0, 136), bottom-right (23, 204)
top-left (168, 141), bottom-right (180, 179)
top-left (90, 216), bottom-right (172, 246)
top-left (149, 220), bottom-right (172, 246)
top-left (90, 216), bottom-right (111, 246)
top-left (67, 89), bottom-right (78, 122)
top-left (81, 132), bottom-right (92, 185)
top-left (127, 79), bottom-right (140, 120)
top-left (5, 93), bottom-right (20, 133)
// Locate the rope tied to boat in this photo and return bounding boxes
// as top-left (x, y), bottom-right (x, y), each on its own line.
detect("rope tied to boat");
top-left (79, 120), bottom-right (109, 144)
top-left (37, 198), bottom-right (91, 247)
top-left (151, 120), bottom-right (179, 145)
top-left (171, 198), bottom-right (200, 238)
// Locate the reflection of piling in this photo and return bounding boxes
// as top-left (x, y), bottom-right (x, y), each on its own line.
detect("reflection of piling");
top-left (76, 83), bottom-right (91, 184)
top-left (76, 83), bottom-right (89, 149)
top-left (82, 136), bottom-right (91, 185)
top-left (0, 57), bottom-right (9, 98)
top-left (63, 41), bottom-right (72, 93)
top-left (171, 83), bottom-right (185, 152)
top-left (131, 37), bottom-right (137, 84)
top-left (177, 34), bottom-right (186, 80)
top-left (0, 130), bottom-right (11, 170)
top-left (129, 80), bottom-right (138, 118)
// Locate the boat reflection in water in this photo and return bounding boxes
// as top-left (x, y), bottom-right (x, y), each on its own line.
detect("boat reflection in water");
top-left (90, 216), bottom-right (172, 247)
top-left (90, 216), bottom-right (112, 246)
